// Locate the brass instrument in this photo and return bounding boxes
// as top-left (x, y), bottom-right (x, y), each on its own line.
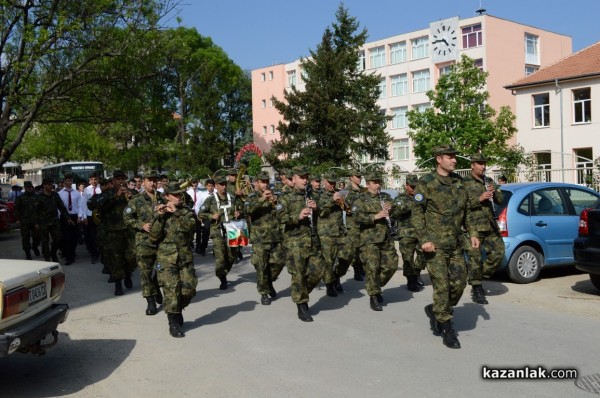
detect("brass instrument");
top-left (92, 209), bottom-right (101, 225)
top-left (235, 165), bottom-right (253, 197)
top-left (305, 186), bottom-right (316, 237)
top-left (377, 188), bottom-right (397, 238)
top-left (334, 190), bottom-right (352, 212)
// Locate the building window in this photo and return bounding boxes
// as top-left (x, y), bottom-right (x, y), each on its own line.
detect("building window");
top-left (391, 107), bottom-right (408, 129)
top-left (287, 70), bottom-right (297, 87)
top-left (573, 88), bottom-right (591, 124)
top-left (268, 71), bottom-right (273, 80)
top-left (389, 41), bottom-right (407, 64)
top-left (413, 103), bottom-right (430, 112)
top-left (412, 69), bottom-right (430, 93)
top-left (474, 58), bottom-right (483, 71)
top-left (390, 74), bottom-right (408, 96)
top-left (411, 36), bottom-right (429, 60)
top-left (439, 65), bottom-right (453, 76)
top-left (377, 78), bottom-right (387, 99)
top-left (369, 46), bottom-right (386, 68)
top-left (270, 125), bottom-right (276, 134)
top-left (260, 73), bottom-right (266, 81)
top-left (358, 50), bottom-right (365, 71)
top-left (261, 99), bottom-right (266, 109)
top-left (269, 99), bottom-right (274, 107)
top-left (525, 33), bottom-right (540, 65)
top-left (533, 93), bottom-right (550, 127)
top-left (525, 65), bottom-right (539, 75)
top-left (262, 126), bottom-right (267, 135)
top-left (462, 24), bottom-right (482, 49)
top-left (393, 139), bottom-right (410, 161)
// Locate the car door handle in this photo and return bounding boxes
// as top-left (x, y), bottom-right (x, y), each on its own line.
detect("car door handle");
top-left (535, 221), bottom-right (547, 227)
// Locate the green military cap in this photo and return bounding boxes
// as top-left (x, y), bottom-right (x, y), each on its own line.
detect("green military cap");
top-left (432, 144), bottom-right (458, 156)
top-left (256, 171), bottom-right (270, 181)
top-left (406, 174), bottom-right (419, 187)
top-left (163, 181), bottom-right (187, 195)
top-left (23, 181), bottom-right (33, 188)
top-left (348, 168), bottom-right (362, 177)
top-left (113, 169), bottom-right (127, 178)
top-left (143, 169), bottom-right (159, 179)
top-left (292, 165), bottom-right (310, 176)
top-left (214, 174), bottom-right (228, 184)
top-left (321, 172), bottom-right (338, 183)
top-left (278, 168), bottom-right (291, 177)
top-left (226, 168), bottom-right (237, 175)
top-left (364, 172), bottom-right (383, 182)
top-left (470, 153), bottom-right (488, 163)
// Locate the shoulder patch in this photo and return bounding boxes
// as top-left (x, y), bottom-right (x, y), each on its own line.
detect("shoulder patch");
top-left (200, 205), bottom-right (206, 211)
top-left (124, 207), bottom-right (132, 214)
top-left (414, 193), bottom-right (424, 202)
top-left (351, 205), bottom-right (358, 213)
top-left (275, 203), bottom-right (283, 211)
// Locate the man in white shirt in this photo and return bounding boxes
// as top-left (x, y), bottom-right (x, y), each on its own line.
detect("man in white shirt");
top-left (81, 172), bottom-right (102, 264)
top-left (58, 174), bottom-right (83, 265)
top-left (194, 179), bottom-right (215, 256)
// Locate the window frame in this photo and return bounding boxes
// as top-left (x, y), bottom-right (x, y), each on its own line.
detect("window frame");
top-left (573, 87), bottom-right (591, 124)
top-left (533, 93), bottom-right (550, 128)
top-left (391, 106), bottom-right (408, 129)
top-left (412, 69), bottom-right (430, 93)
top-left (392, 138), bottom-right (410, 161)
top-left (390, 74), bottom-right (408, 97)
top-left (461, 24), bottom-right (482, 49)
top-left (411, 36), bottom-right (429, 60)
top-left (369, 46), bottom-right (386, 68)
top-left (389, 41), bottom-right (407, 64)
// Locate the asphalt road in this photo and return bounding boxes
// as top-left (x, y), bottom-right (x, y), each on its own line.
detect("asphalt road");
top-left (0, 230), bottom-right (599, 398)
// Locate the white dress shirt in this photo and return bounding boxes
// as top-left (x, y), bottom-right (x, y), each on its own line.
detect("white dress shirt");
top-left (82, 184), bottom-right (102, 217)
top-left (59, 186), bottom-right (84, 219)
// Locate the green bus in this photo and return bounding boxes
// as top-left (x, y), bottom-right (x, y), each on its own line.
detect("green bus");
top-left (41, 161), bottom-right (105, 186)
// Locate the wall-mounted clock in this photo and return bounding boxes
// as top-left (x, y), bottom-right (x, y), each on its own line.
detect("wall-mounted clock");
top-left (430, 17), bottom-right (459, 63)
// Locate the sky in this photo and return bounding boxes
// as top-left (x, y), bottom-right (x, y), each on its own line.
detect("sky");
top-left (170, 0), bottom-right (600, 71)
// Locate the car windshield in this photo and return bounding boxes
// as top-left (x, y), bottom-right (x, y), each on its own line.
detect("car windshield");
top-left (495, 190), bottom-right (513, 215)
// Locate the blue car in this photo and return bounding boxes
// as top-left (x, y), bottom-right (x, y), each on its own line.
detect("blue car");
top-left (494, 182), bottom-right (599, 283)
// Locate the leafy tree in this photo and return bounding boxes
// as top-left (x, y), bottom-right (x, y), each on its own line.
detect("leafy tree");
top-left (268, 5), bottom-right (391, 168)
top-left (0, 0), bottom-right (176, 167)
top-left (407, 55), bottom-right (524, 170)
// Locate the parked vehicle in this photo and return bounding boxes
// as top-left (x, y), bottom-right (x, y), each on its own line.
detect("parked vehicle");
top-left (573, 199), bottom-right (600, 291)
top-left (0, 260), bottom-right (69, 356)
top-left (494, 183), bottom-right (600, 283)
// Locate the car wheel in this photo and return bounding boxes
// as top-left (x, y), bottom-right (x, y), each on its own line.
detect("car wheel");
top-left (590, 274), bottom-right (600, 291)
top-left (507, 245), bottom-right (542, 284)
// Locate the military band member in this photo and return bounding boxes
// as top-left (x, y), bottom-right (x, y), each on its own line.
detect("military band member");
top-left (395, 174), bottom-right (426, 292)
top-left (353, 172), bottom-right (399, 311)
top-left (245, 171), bottom-right (285, 305)
top-left (149, 182), bottom-right (198, 338)
top-left (414, 145), bottom-right (479, 349)
top-left (276, 166), bottom-right (324, 322)
top-left (37, 178), bottom-right (69, 263)
top-left (345, 169), bottom-right (367, 281)
top-left (464, 153), bottom-right (504, 305)
top-left (14, 181), bottom-right (40, 259)
top-left (198, 174), bottom-right (244, 290)
top-left (123, 170), bottom-right (164, 315)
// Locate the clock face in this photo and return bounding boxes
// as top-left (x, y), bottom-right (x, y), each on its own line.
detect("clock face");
top-left (432, 23), bottom-right (457, 57)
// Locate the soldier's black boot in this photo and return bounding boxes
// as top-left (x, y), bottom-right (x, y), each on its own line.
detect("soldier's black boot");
top-left (175, 313), bottom-right (184, 326)
top-left (32, 246), bottom-right (40, 257)
top-left (416, 272), bottom-right (425, 287)
top-left (471, 284), bottom-right (489, 304)
top-left (155, 290), bottom-right (163, 305)
top-left (114, 280), bottom-right (124, 296)
top-left (370, 296), bottom-right (383, 311)
top-left (325, 283), bottom-right (338, 297)
top-left (267, 281), bottom-right (277, 298)
top-left (218, 275), bottom-right (228, 290)
top-left (353, 265), bottom-right (363, 281)
top-left (261, 294), bottom-right (271, 305)
top-left (333, 277), bottom-right (344, 293)
top-left (439, 321), bottom-right (461, 349)
top-left (297, 303), bottom-right (313, 322)
top-left (25, 250), bottom-right (32, 260)
top-left (145, 296), bottom-right (158, 315)
top-left (406, 276), bottom-right (423, 292)
top-left (424, 304), bottom-right (440, 335)
top-left (168, 314), bottom-right (185, 338)
top-left (124, 272), bottom-right (133, 289)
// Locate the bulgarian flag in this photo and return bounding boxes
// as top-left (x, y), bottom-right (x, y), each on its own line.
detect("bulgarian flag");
top-left (224, 220), bottom-right (249, 247)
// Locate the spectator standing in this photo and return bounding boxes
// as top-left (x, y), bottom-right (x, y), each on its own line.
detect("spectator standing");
top-left (58, 174), bottom-right (83, 265)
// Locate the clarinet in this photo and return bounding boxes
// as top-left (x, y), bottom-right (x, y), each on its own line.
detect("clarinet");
top-left (305, 186), bottom-right (316, 237)
top-left (377, 188), bottom-right (397, 238)
top-left (482, 171), bottom-right (497, 219)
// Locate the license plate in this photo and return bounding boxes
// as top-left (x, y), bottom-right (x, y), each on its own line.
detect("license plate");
top-left (29, 283), bottom-right (47, 305)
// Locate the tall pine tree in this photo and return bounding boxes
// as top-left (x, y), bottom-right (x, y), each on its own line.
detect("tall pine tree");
top-left (269, 5), bottom-right (391, 171)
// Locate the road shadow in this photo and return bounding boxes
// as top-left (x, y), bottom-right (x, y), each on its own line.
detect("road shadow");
top-left (310, 282), bottom-right (366, 314)
top-left (454, 302), bottom-right (491, 332)
top-left (186, 300), bottom-right (257, 330)
top-left (571, 278), bottom-right (600, 296)
top-left (0, 333), bottom-right (135, 397)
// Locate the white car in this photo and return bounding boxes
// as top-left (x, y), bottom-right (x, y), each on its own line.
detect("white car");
top-left (0, 259), bottom-right (69, 356)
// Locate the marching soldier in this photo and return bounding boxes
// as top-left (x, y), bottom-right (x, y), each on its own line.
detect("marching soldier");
top-left (413, 145), bottom-right (479, 349)
top-left (395, 174), bottom-right (426, 292)
top-left (198, 174), bottom-right (244, 290)
top-left (37, 178), bottom-right (70, 263)
top-left (244, 171), bottom-right (285, 305)
top-left (149, 182), bottom-right (198, 338)
top-left (345, 169), bottom-right (367, 281)
top-left (352, 172), bottom-right (399, 311)
top-left (226, 168), bottom-right (245, 262)
top-left (464, 153), bottom-right (504, 304)
top-left (276, 165), bottom-right (324, 322)
top-left (14, 181), bottom-right (40, 259)
top-left (123, 170), bottom-right (165, 315)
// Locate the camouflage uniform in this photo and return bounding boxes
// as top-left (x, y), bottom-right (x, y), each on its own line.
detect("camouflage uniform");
top-left (275, 167), bottom-right (324, 307)
top-left (149, 195), bottom-right (197, 316)
top-left (198, 176), bottom-right (243, 282)
top-left (244, 172), bottom-right (285, 301)
top-left (353, 178), bottom-right (399, 302)
top-left (37, 183), bottom-right (69, 262)
top-left (339, 173), bottom-right (366, 280)
top-left (14, 184), bottom-right (40, 257)
top-left (123, 189), bottom-right (164, 299)
top-left (413, 159), bottom-right (477, 324)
